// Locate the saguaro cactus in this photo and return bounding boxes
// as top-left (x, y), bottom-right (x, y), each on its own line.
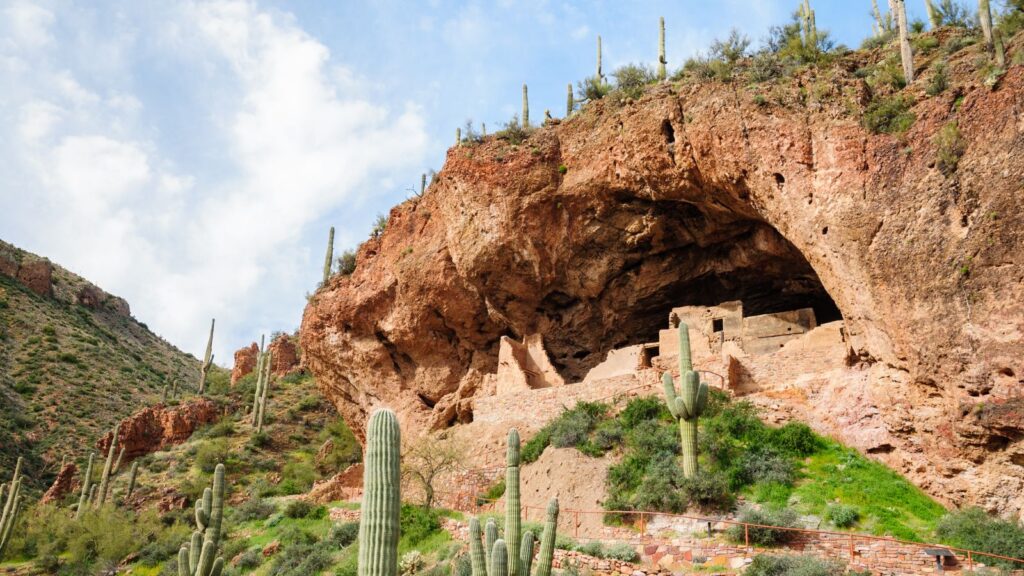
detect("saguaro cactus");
top-left (255, 350), bottom-right (273, 435)
top-left (75, 452), bottom-right (94, 519)
top-left (490, 539), bottom-right (508, 576)
top-left (126, 460), bottom-right (139, 500)
top-left (596, 35), bottom-right (604, 83)
top-left (323, 226), bottom-right (335, 284)
top-left (978, 0), bottom-right (1006, 67)
top-left (658, 17), bottom-right (667, 80)
top-left (250, 335), bottom-right (266, 425)
top-left (522, 84), bottom-right (529, 129)
top-left (566, 84), bottom-right (574, 117)
top-left (96, 424), bottom-right (120, 507)
top-left (534, 498), bottom-right (559, 576)
top-left (359, 409), bottom-right (401, 576)
top-left (894, 0), bottom-right (914, 82)
top-left (519, 532), bottom-right (535, 576)
top-left (198, 318), bottom-right (215, 395)
top-left (0, 457), bottom-right (24, 559)
top-left (484, 519), bottom-right (498, 574)
top-left (178, 463), bottom-right (226, 576)
top-left (505, 430), bottom-right (522, 576)
top-left (924, 0), bottom-right (940, 28)
top-left (456, 127), bottom-right (462, 146)
top-left (663, 322), bottom-right (709, 478)
top-left (469, 518), bottom-right (487, 576)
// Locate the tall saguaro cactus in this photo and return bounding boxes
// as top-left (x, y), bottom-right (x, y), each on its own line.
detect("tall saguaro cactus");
top-left (663, 322), bottom-right (709, 478)
top-left (359, 409), bottom-right (401, 576)
top-left (978, 0), bottom-right (1006, 67)
top-left (0, 457), bottom-right (24, 559)
top-left (505, 430), bottom-right (522, 576)
top-left (469, 430), bottom-right (558, 576)
top-left (126, 460), bottom-right (139, 500)
top-left (596, 35), bottom-right (604, 83)
top-left (198, 318), bottom-right (215, 395)
top-left (251, 335), bottom-right (266, 426)
top-left (255, 350), bottom-right (273, 435)
top-left (522, 85), bottom-right (529, 129)
top-left (657, 17), bottom-right (667, 80)
top-left (76, 452), bottom-right (95, 519)
top-left (95, 424), bottom-right (120, 507)
top-left (894, 0), bottom-right (914, 83)
top-left (323, 226), bottom-right (335, 284)
top-left (924, 0), bottom-right (940, 28)
top-left (178, 463), bottom-right (226, 576)
top-left (566, 84), bottom-right (574, 117)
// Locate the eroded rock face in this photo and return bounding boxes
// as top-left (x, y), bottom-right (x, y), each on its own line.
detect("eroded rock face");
top-left (40, 461), bottom-right (79, 505)
top-left (232, 342), bottom-right (259, 385)
top-left (268, 334), bottom-right (300, 376)
top-left (97, 398), bottom-right (220, 459)
top-left (301, 57), bottom-right (1024, 515)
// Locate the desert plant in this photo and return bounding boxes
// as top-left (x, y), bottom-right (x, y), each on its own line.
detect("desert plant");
top-left (825, 504), bottom-right (860, 528)
top-left (125, 460), bottom-right (139, 500)
top-left (329, 521), bottom-right (360, 548)
top-left (728, 506), bottom-right (800, 546)
top-left (198, 318), bottom-right (215, 395)
top-left (95, 424), bottom-right (120, 507)
top-left (663, 321), bottom-right (709, 478)
top-left (0, 457), bottom-right (24, 559)
top-left (895, 0), bottom-right (915, 83)
top-left (322, 226), bottom-right (335, 284)
top-left (496, 116), bottom-right (529, 145)
top-left (603, 542), bottom-right (639, 563)
top-left (337, 249), bottom-right (357, 275)
top-left (937, 507), bottom-right (1024, 568)
top-left (360, 409), bottom-right (401, 576)
top-left (522, 85), bottom-right (529, 129)
top-left (255, 350), bottom-right (273, 435)
top-left (596, 35), bottom-right (604, 83)
top-left (402, 434), bottom-right (465, 509)
top-left (657, 17), bottom-right (667, 80)
top-left (926, 61), bottom-right (949, 95)
top-left (935, 121), bottom-right (966, 175)
top-left (862, 95), bottom-right (916, 134)
top-left (75, 452), bottom-right (95, 520)
top-left (745, 553), bottom-right (845, 576)
top-left (612, 64), bottom-right (657, 99)
top-left (177, 462), bottom-right (227, 576)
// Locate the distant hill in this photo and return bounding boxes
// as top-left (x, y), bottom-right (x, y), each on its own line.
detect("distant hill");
top-left (0, 239), bottom-right (201, 488)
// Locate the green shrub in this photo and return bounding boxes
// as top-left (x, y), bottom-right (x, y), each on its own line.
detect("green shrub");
top-left (337, 249), bottom-right (357, 275)
top-left (825, 504), bottom-right (860, 528)
top-left (862, 96), bottom-right (916, 134)
top-left (612, 64), bottom-right (657, 99)
top-left (268, 540), bottom-right (334, 576)
top-left (234, 497), bottom-right (277, 522)
top-left (745, 553), bottom-right (846, 576)
top-left (935, 121), bottom-right (965, 175)
top-left (576, 77), bottom-right (611, 103)
top-left (575, 540), bottom-right (604, 558)
top-left (317, 417), bottom-right (361, 473)
top-left (399, 504), bottom-right (442, 546)
top-left (747, 52), bottom-right (785, 82)
top-left (477, 478), bottom-right (505, 505)
top-left (765, 422), bottom-right (822, 458)
top-left (619, 396), bottom-right (671, 429)
top-left (728, 506), bottom-right (801, 546)
top-left (284, 499), bottom-right (326, 519)
top-left (592, 419), bottom-right (624, 451)
top-left (496, 116), bottom-right (529, 145)
top-left (603, 542), bottom-right (639, 563)
top-left (631, 457), bottom-right (689, 513)
top-left (926, 61), bottom-right (949, 96)
top-left (236, 548), bottom-right (263, 570)
top-left (204, 418), bottom-right (235, 438)
top-left (682, 471), bottom-right (735, 511)
top-left (279, 457), bottom-right (317, 495)
top-left (195, 438), bottom-right (230, 473)
top-left (731, 447), bottom-right (797, 488)
top-left (937, 508), bottom-right (1024, 569)
top-left (328, 521), bottom-right (360, 548)
top-left (521, 428), bottom-right (551, 464)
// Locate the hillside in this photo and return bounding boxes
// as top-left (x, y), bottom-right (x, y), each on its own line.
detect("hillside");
top-left (0, 240), bottom-right (201, 487)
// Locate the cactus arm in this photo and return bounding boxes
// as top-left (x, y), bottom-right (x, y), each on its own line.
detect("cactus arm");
top-left (662, 372), bottom-right (681, 419)
top-left (505, 429), bottom-right (522, 576)
top-left (205, 464), bottom-right (225, 549)
top-left (189, 532), bottom-right (202, 573)
top-left (676, 321), bottom-right (692, 373)
top-left (485, 518), bottom-right (498, 575)
top-left (519, 531), bottom-right (535, 576)
top-left (490, 539), bottom-right (508, 576)
top-left (126, 461), bottom-right (139, 499)
top-left (358, 409), bottom-right (401, 576)
top-left (469, 518), bottom-right (488, 576)
top-left (680, 371), bottom-right (699, 418)
top-left (534, 498), bottom-right (558, 576)
top-left (695, 380), bottom-right (709, 417)
top-left (177, 547), bottom-right (190, 576)
top-left (210, 557), bottom-right (225, 576)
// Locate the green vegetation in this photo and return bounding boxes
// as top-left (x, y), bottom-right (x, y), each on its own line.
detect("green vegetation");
top-left (728, 506), bottom-right (800, 546)
top-left (745, 553), bottom-right (846, 576)
top-left (935, 121), bottom-right (965, 175)
top-left (862, 95), bottom-right (915, 134)
top-left (937, 508), bottom-right (1024, 569)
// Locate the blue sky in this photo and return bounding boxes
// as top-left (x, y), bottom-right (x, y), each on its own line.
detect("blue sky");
top-left (0, 0), bottom-right (933, 363)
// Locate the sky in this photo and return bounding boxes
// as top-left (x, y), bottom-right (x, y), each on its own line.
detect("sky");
top-left (0, 0), bottom-right (936, 364)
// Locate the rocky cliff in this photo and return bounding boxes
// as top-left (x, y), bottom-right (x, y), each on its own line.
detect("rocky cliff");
top-left (301, 37), bottom-right (1024, 517)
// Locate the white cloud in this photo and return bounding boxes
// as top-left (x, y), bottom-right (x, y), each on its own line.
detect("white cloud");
top-left (0, 0), bottom-right (428, 362)
top-left (3, 0), bottom-right (55, 50)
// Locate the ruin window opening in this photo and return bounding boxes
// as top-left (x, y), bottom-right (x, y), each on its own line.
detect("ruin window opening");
top-left (712, 318), bottom-right (724, 333)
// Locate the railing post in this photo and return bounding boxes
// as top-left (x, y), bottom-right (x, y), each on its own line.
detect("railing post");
top-left (639, 512), bottom-right (646, 543)
top-left (968, 551), bottom-right (973, 572)
top-left (849, 534), bottom-right (854, 559)
top-left (744, 524), bottom-right (749, 548)
top-left (575, 510), bottom-right (579, 538)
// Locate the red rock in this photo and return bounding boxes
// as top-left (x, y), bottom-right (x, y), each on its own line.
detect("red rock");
top-left (268, 334), bottom-right (300, 376)
top-left (40, 462), bottom-right (79, 505)
top-left (15, 259), bottom-right (52, 297)
top-left (262, 541), bottom-right (280, 557)
top-left (231, 342), bottom-right (259, 385)
top-left (305, 463), bottom-right (363, 504)
top-left (97, 397), bottom-right (219, 459)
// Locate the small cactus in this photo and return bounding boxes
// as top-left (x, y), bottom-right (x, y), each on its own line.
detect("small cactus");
top-left (323, 226), bottom-right (335, 284)
top-left (484, 518), bottom-right (498, 575)
top-left (359, 409), bottom-right (401, 576)
top-left (456, 127), bottom-right (462, 146)
top-left (469, 518), bottom-right (487, 576)
top-left (198, 318), bottom-right (215, 395)
top-left (489, 539), bottom-right (508, 576)
top-left (663, 322), bottom-right (709, 478)
top-left (519, 532), bottom-right (535, 576)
